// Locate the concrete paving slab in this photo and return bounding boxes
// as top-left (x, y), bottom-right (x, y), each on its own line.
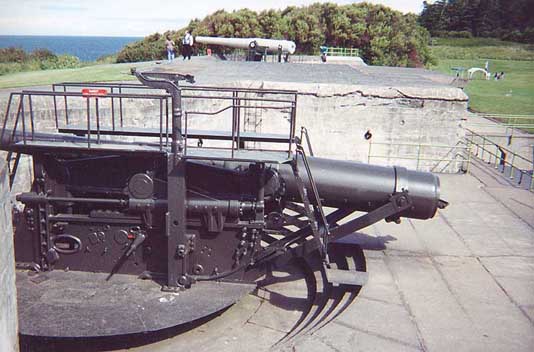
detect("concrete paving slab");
top-left (408, 217), bottom-right (472, 257)
top-left (480, 256), bottom-right (534, 277)
top-left (439, 170), bottom-right (498, 202)
top-left (374, 221), bottom-right (426, 254)
top-left (385, 255), bottom-right (494, 352)
top-left (289, 333), bottom-right (338, 352)
top-left (336, 296), bottom-right (421, 347)
top-left (359, 257), bottom-right (404, 307)
top-left (479, 256), bottom-right (534, 323)
top-left (249, 285), bottom-right (307, 333)
top-left (311, 320), bottom-right (422, 352)
top-left (440, 201), bottom-right (518, 257)
top-left (525, 306), bottom-right (534, 323)
top-left (484, 187), bottom-right (534, 228)
top-left (433, 255), bottom-right (534, 351)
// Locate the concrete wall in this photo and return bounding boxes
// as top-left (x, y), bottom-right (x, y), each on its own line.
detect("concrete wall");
top-left (0, 159), bottom-right (19, 352)
top-left (259, 81), bottom-right (468, 172)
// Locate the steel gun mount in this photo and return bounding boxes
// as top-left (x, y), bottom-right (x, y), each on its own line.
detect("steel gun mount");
top-left (0, 70), bottom-right (447, 341)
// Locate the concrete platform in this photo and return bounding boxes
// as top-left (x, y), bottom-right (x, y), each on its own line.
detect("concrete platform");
top-left (23, 165), bottom-right (534, 351)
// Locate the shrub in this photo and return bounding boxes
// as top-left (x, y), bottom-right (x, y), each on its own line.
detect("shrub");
top-left (30, 48), bottom-right (56, 61)
top-left (523, 27), bottom-right (534, 44)
top-left (116, 35), bottom-right (167, 63)
top-left (501, 27), bottom-right (534, 44)
top-left (0, 47), bottom-right (27, 63)
top-left (96, 54), bottom-right (117, 64)
top-left (0, 62), bottom-right (24, 75)
top-left (452, 31), bottom-right (473, 38)
top-left (39, 55), bottom-right (81, 70)
top-left (502, 30), bottom-right (524, 43)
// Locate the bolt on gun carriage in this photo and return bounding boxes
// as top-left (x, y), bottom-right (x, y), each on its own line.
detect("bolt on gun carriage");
top-left (0, 70), bottom-right (447, 339)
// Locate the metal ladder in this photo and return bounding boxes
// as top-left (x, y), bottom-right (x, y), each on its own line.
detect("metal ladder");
top-left (290, 141), bottom-right (330, 257)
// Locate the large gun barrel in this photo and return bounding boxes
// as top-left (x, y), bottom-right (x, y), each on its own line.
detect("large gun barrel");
top-left (276, 157), bottom-right (443, 220)
top-left (1, 129), bottom-right (443, 221)
top-left (195, 36), bottom-right (297, 54)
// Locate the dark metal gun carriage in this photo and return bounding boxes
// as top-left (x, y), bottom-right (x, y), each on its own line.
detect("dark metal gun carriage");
top-left (0, 70), bottom-right (447, 341)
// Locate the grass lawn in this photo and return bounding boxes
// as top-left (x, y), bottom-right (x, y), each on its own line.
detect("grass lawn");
top-left (430, 37), bottom-right (534, 60)
top-left (431, 58), bottom-right (534, 115)
top-left (0, 61), bottom-right (156, 89)
top-left (430, 38), bottom-right (534, 129)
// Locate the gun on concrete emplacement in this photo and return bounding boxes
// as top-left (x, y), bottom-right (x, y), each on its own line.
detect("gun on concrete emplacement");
top-left (195, 36), bottom-right (296, 54)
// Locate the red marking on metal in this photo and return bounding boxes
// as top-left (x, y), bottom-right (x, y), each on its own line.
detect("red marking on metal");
top-left (81, 88), bottom-right (108, 97)
top-left (127, 234), bottom-right (135, 240)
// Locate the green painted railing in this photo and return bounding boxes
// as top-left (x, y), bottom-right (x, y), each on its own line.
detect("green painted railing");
top-left (325, 47), bottom-right (360, 57)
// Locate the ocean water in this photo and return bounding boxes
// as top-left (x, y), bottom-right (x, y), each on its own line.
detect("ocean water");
top-left (0, 35), bottom-right (142, 61)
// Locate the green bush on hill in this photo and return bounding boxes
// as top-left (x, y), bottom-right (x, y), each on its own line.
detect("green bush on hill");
top-left (116, 33), bottom-right (167, 63)
top-left (0, 47), bottom-right (28, 63)
top-left (116, 2), bottom-right (435, 67)
top-left (0, 47), bottom-right (82, 75)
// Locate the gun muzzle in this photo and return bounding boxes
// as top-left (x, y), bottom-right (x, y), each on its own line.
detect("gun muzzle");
top-left (277, 157), bottom-right (446, 220)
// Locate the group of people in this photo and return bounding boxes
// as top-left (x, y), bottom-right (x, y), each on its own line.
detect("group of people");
top-left (494, 71), bottom-right (505, 80)
top-left (486, 61), bottom-right (506, 81)
top-left (165, 30), bottom-right (193, 62)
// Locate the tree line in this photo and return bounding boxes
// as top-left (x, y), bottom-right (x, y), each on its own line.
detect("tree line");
top-left (117, 2), bottom-right (434, 67)
top-left (419, 0), bottom-right (534, 43)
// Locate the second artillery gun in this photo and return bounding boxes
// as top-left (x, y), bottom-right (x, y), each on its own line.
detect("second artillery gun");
top-left (195, 36), bottom-right (296, 61)
top-left (1, 70), bottom-right (447, 342)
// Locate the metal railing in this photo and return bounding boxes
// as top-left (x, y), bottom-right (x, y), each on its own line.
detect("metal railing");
top-left (367, 141), bottom-right (470, 173)
top-left (1, 89), bottom-right (170, 150)
top-left (1, 81), bottom-right (298, 160)
top-left (465, 113), bottom-right (534, 136)
top-left (325, 47), bottom-right (360, 57)
top-left (465, 128), bottom-right (534, 191)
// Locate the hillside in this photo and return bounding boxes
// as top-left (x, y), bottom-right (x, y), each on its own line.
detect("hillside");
top-left (420, 0), bottom-right (534, 43)
top-left (117, 2), bottom-right (434, 67)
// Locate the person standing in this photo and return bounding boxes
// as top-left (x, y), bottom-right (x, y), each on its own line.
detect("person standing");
top-left (182, 30), bottom-right (194, 60)
top-left (165, 35), bottom-right (175, 62)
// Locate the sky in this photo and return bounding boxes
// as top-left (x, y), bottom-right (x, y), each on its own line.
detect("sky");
top-left (0, 0), bottom-right (426, 37)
